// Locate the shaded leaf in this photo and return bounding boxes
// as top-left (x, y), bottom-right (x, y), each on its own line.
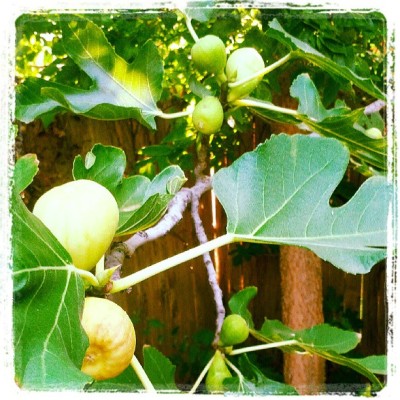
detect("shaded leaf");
top-left (349, 355), bottom-right (387, 375)
top-left (296, 324), bottom-right (360, 354)
top-left (290, 73), bottom-right (349, 121)
top-left (268, 19), bottom-right (385, 100)
top-left (228, 286), bottom-right (257, 329)
top-left (13, 154), bottom-right (39, 193)
top-left (213, 134), bottom-right (391, 273)
top-left (143, 346), bottom-right (179, 392)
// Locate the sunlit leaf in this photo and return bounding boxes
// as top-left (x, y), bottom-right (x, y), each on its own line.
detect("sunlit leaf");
top-left (213, 134), bottom-right (391, 273)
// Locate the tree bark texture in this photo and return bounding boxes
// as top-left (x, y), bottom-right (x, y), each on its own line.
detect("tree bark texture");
top-left (280, 245), bottom-right (326, 394)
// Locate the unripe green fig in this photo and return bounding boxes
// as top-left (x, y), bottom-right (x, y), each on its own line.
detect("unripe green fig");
top-left (219, 314), bottom-right (249, 346)
top-left (192, 96), bottom-right (224, 135)
top-left (364, 127), bottom-right (383, 139)
top-left (33, 179), bottom-right (119, 271)
top-left (226, 47), bottom-right (265, 102)
top-left (191, 35), bottom-right (227, 75)
top-left (205, 350), bottom-right (232, 393)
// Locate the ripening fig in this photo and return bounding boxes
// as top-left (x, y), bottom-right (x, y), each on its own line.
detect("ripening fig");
top-left (192, 96), bottom-right (224, 135)
top-left (33, 179), bottom-right (119, 271)
top-left (191, 35), bottom-right (227, 76)
top-left (205, 350), bottom-right (232, 393)
top-left (219, 314), bottom-right (249, 346)
top-left (226, 47), bottom-right (265, 102)
top-left (80, 297), bottom-right (136, 381)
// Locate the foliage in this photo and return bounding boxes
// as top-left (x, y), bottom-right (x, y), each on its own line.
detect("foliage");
top-left (12, 5), bottom-right (391, 395)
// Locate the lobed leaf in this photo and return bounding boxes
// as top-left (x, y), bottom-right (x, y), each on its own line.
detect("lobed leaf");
top-left (16, 16), bottom-right (164, 128)
top-left (213, 134), bottom-right (391, 274)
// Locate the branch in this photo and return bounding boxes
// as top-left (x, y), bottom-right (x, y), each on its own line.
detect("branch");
top-left (191, 180), bottom-right (225, 346)
top-left (364, 99), bottom-right (386, 115)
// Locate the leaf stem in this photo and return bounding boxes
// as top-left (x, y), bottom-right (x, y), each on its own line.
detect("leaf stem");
top-left (228, 53), bottom-right (293, 89)
top-left (180, 10), bottom-right (199, 42)
top-left (109, 233), bottom-right (235, 293)
top-left (234, 98), bottom-right (299, 116)
top-left (228, 339), bottom-right (298, 356)
top-left (224, 358), bottom-right (245, 392)
top-left (130, 355), bottom-right (157, 394)
top-left (156, 109), bottom-right (193, 120)
top-left (188, 353), bottom-right (215, 394)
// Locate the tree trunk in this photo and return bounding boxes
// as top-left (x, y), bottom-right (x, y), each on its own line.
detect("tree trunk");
top-left (280, 245), bottom-right (325, 394)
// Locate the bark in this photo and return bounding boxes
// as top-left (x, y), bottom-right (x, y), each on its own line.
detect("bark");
top-left (280, 245), bottom-right (326, 394)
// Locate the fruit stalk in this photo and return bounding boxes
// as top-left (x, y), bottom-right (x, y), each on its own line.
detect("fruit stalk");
top-left (130, 355), bottom-right (157, 394)
top-left (228, 52), bottom-right (292, 89)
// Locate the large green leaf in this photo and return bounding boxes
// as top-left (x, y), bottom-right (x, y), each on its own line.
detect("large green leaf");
top-left (212, 134), bottom-right (391, 274)
top-left (73, 144), bottom-right (186, 236)
top-left (11, 187), bottom-right (90, 389)
top-left (268, 19), bottom-right (385, 100)
top-left (16, 16), bottom-right (164, 128)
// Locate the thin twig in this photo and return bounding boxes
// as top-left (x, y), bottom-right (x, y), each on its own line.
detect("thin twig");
top-left (364, 99), bottom-right (386, 115)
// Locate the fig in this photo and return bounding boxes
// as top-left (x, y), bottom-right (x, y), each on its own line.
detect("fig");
top-left (33, 179), bottom-right (119, 271)
top-left (191, 35), bottom-right (227, 75)
top-left (205, 350), bottom-right (232, 393)
top-left (226, 47), bottom-right (265, 102)
top-left (192, 96), bottom-right (224, 135)
top-left (219, 314), bottom-right (249, 346)
top-left (81, 297), bottom-right (136, 381)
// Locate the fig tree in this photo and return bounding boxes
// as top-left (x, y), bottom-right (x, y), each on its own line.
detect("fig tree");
top-left (80, 297), bottom-right (136, 381)
top-left (226, 47), bottom-right (265, 102)
top-left (219, 314), bottom-right (249, 346)
top-left (33, 179), bottom-right (119, 271)
top-left (191, 35), bottom-right (227, 75)
top-left (192, 96), bottom-right (224, 135)
top-left (205, 350), bottom-right (232, 393)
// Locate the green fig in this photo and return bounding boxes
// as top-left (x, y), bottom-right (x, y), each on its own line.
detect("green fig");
top-left (191, 35), bottom-right (227, 75)
top-left (226, 47), bottom-right (265, 102)
top-left (219, 314), bottom-right (249, 346)
top-left (192, 96), bottom-right (224, 135)
top-left (205, 350), bottom-right (232, 393)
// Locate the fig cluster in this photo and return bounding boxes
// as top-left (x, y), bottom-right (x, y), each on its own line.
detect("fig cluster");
top-left (190, 34), bottom-right (265, 135)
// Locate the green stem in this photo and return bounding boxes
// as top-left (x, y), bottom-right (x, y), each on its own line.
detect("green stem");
top-left (109, 234), bottom-right (235, 293)
top-left (224, 358), bottom-right (245, 392)
top-left (95, 255), bottom-right (105, 279)
top-left (156, 109), bottom-right (193, 120)
top-left (228, 339), bottom-right (298, 356)
top-left (184, 15), bottom-right (199, 42)
top-left (234, 98), bottom-right (299, 116)
top-left (228, 53), bottom-right (293, 88)
top-left (188, 353), bottom-right (216, 394)
top-left (130, 355), bottom-right (157, 394)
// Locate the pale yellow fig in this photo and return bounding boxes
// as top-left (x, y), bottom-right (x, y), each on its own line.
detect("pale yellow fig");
top-left (33, 179), bottom-right (119, 271)
top-left (81, 297), bottom-right (136, 381)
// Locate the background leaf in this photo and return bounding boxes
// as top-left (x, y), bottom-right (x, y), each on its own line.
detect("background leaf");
top-left (143, 346), bottom-right (179, 392)
top-left (16, 16), bottom-right (164, 128)
top-left (227, 286), bottom-right (257, 329)
top-left (73, 144), bottom-right (186, 236)
top-left (13, 154), bottom-right (39, 193)
top-left (212, 134), bottom-right (390, 273)
top-left (268, 18), bottom-right (385, 100)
